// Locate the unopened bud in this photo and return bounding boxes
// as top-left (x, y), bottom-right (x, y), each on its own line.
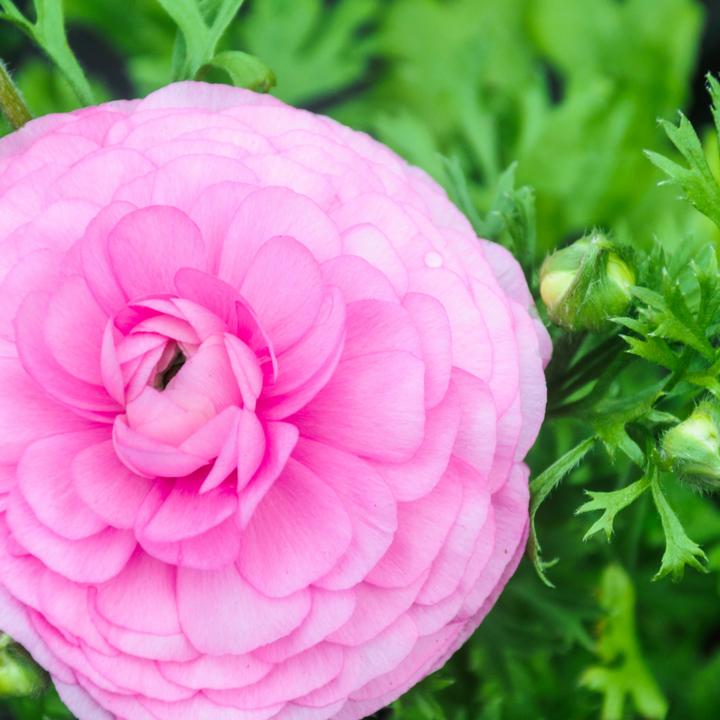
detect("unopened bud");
top-left (540, 232), bottom-right (635, 333)
top-left (661, 402), bottom-right (720, 494)
top-left (0, 633), bottom-right (49, 697)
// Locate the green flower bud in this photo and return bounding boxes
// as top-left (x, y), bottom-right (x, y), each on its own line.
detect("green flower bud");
top-left (540, 232), bottom-right (635, 333)
top-left (0, 633), bottom-right (49, 697)
top-left (661, 402), bottom-right (720, 494)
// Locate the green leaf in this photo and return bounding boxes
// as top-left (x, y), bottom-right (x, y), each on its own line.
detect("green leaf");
top-left (621, 335), bottom-right (679, 371)
top-left (580, 564), bottom-right (668, 720)
top-left (577, 473), bottom-right (651, 541)
top-left (650, 466), bottom-right (708, 582)
top-left (527, 437), bottom-right (596, 586)
top-left (197, 50), bottom-right (275, 92)
top-left (0, 0), bottom-right (94, 105)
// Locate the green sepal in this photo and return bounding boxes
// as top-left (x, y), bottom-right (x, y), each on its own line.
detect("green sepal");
top-left (196, 51), bottom-right (276, 92)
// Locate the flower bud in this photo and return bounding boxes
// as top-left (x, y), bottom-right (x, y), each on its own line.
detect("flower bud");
top-left (0, 634), bottom-right (49, 697)
top-left (661, 402), bottom-right (720, 493)
top-left (540, 232), bottom-right (635, 333)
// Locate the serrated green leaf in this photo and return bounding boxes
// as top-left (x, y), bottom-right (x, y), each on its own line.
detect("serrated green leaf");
top-left (577, 474), bottom-right (651, 541)
top-left (650, 466), bottom-right (708, 582)
top-left (614, 316), bottom-right (650, 335)
top-left (197, 50), bottom-right (275, 92)
top-left (621, 335), bottom-right (679, 371)
top-left (651, 316), bottom-right (715, 360)
top-left (580, 564), bottom-right (668, 720)
top-left (527, 438), bottom-right (595, 586)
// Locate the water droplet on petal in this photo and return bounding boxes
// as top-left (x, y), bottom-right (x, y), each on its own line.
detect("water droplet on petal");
top-left (424, 251), bottom-right (443, 268)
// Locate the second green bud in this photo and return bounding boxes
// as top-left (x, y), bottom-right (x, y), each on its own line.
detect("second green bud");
top-left (540, 232), bottom-right (635, 333)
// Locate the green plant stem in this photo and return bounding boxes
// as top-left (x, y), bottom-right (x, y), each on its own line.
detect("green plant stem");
top-left (0, 60), bottom-right (30, 129)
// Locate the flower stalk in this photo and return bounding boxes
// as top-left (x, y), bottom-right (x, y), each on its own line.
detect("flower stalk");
top-left (0, 60), bottom-right (30, 129)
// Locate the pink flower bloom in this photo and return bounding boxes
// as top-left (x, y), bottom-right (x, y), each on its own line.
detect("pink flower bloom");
top-left (0, 82), bottom-right (550, 720)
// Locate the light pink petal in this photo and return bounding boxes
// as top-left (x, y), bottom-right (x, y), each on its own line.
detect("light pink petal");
top-left (266, 287), bottom-right (346, 399)
top-left (223, 334), bottom-right (264, 411)
top-left (328, 571), bottom-right (427, 647)
top-left (107, 205), bottom-right (206, 300)
top-left (174, 268), bottom-right (240, 329)
top-left (218, 187), bottom-right (341, 289)
top-left (140, 472), bottom-right (238, 543)
top-left (6, 488), bottom-right (136, 583)
top-left (254, 586), bottom-right (356, 663)
top-left (100, 320), bottom-right (124, 405)
top-left (292, 351), bottom-right (425, 463)
top-left (82, 644), bottom-right (195, 701)
top-left (178, 406), bottom-right (242, 460)
top-left (86, 597), bottom-right (199, 662)
top-left (321, 255), bottom-right (398, 304)
top-left (341, 224), bottom-right (409, 297)
top-left (365, 463), bottom-right (463, 588)
top-left (177, 563), bottom-right (311, 655)
top-left (139, 694), bottom-right (283, 720)
top-left (44, 275), bottom-right (108, 385)
top-left (37, 571), bottom-right (117, 655)
top-left (113, 416), bottom-right (210, 478)
top-left (297, 615), bottom-right (418, 708)
top-left (487, 395), bottom-right (523, 494)
top-left (243, 154), bottom-right (336, 209)
top-left (509, 299), bottom-right (548, 461)
top-left (46, 147), bottom-right (155, 205)
top-left (171, 298), bottom-right (228, 341)
top-left (136, 81), bottom-right (283, 112)
top-left (237, 421), bottom-right (298, 529)
top-left (409, 267), bottom-right (492, 382)
top-left (416, 456), bottom-right (491, 605)
top-left (207, 644), bottom-right (344, 709)
top-left (402, 292), bottom-right (452, 409)
top-left (370, 381), bottom-right (461, 502)
top-left (0, 517), bottom-right (45, 610)
top-left (17, 429), bottom-right (109, 539)
top-left (342, 300), bottom-right (421, 361)
top-left (94, 549), bottom-right (181, 634)
top-left (0, 357), bottom-right (98, 464)
top-left (15, 292), bottom-right (122, 417)
top-left (293, 440), bottom-right (396, 591)
top-left (450, 368), bottom-right (498, 480)
top-left (79, 201), bottom-right (136, 316)
top-left (240, 236), bottom-right (325, 354)
top-left (159, 652), bottom-right (273, 691)
top-left (145, 138), bottom-right (250, 165)
top-left (238, 458), bottom-right (353, 598)
top-left (480, 240), bottom-right (533, 308)
top-left (189, 182), bottom-right (256, 274)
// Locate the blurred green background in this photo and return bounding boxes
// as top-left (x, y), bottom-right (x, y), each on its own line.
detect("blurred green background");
top-left (2, 1), bottom-right (720, 718)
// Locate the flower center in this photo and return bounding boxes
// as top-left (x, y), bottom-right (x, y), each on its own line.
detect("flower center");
top-left (155, 348), bottom-right (186, 391)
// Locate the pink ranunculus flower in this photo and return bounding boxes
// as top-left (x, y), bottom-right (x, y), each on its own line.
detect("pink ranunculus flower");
top-left (0, 82), bottom-right (550, 720)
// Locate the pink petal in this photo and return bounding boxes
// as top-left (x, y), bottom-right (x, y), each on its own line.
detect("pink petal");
top-left (450, 368), bottom-right (498, 480)
top-left (159, 652), bottom-right (273, 691)
top-left (254, 586), bottom-right (356, 663)
top-left (296, 615), bottom-right (418, 708)
top-left (365, 462), bottom-right (463, 588)
top-left (218, 187), bottom-right (341, 290)
top-left (0, 357), bottom-right (98, 464)
top-left (6, 488), bottom-right (136, 583)
top-left (44, 275), bottom-right (108, 385)
top-left (487, 395), bottom-right (523, 494)
top-left (341, 300), bottom-right (421, 361)
top-left (174, 267), bottom-right (240, 329)
top-left (341, 224), bottom-right (409, 297)
top-left (292, 440), bottom-right (396, 591)
top-left (237, 421), bottom-right (298, 529)
top-left (15, 292), bottom-right (122, 417)
top-left (139, 694), bottom-right (283, 720)
top-left (93, 549), bottom-right (182, 634)
top-left (189, 182), bottom-right (257, 275)
top-left (240, 236), bottom-right (325, 354)
top-left (370, 382), bottom-right (461, 502)
top-left (223, 334), bottom-right (265, 412)
top-left (139, 473), bottom-right (238, 543)
top-left (171, 298), bottom-right (228, 341)
top-left (107, 206), bottom-right (206, 300)
top-left (17, 429), bottom-right (109, 539)
top-left (321, 255), bottom-right (398, 304)
top-left (207, 644), bottom-right (344, 709)
top-left (327, 572), bottom-right (427, 647)
top-left (238, 458), bottom-right (353, 598)
top-left (401, 292), bottom-right (452, 409)
top-left (177, 563), bottom-right (311, 655)
top-left (79, 201), bottom-right (136, 316)
top-left (292, 351), bottom-right (425, 463)
top-left (178, 406), bottom-right (243, 460)
top-left (112, 416), bottom-right (210, 478)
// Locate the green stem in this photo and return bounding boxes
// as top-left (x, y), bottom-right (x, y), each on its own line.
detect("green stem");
top-left (0, 60), bottom-right (30, 129)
